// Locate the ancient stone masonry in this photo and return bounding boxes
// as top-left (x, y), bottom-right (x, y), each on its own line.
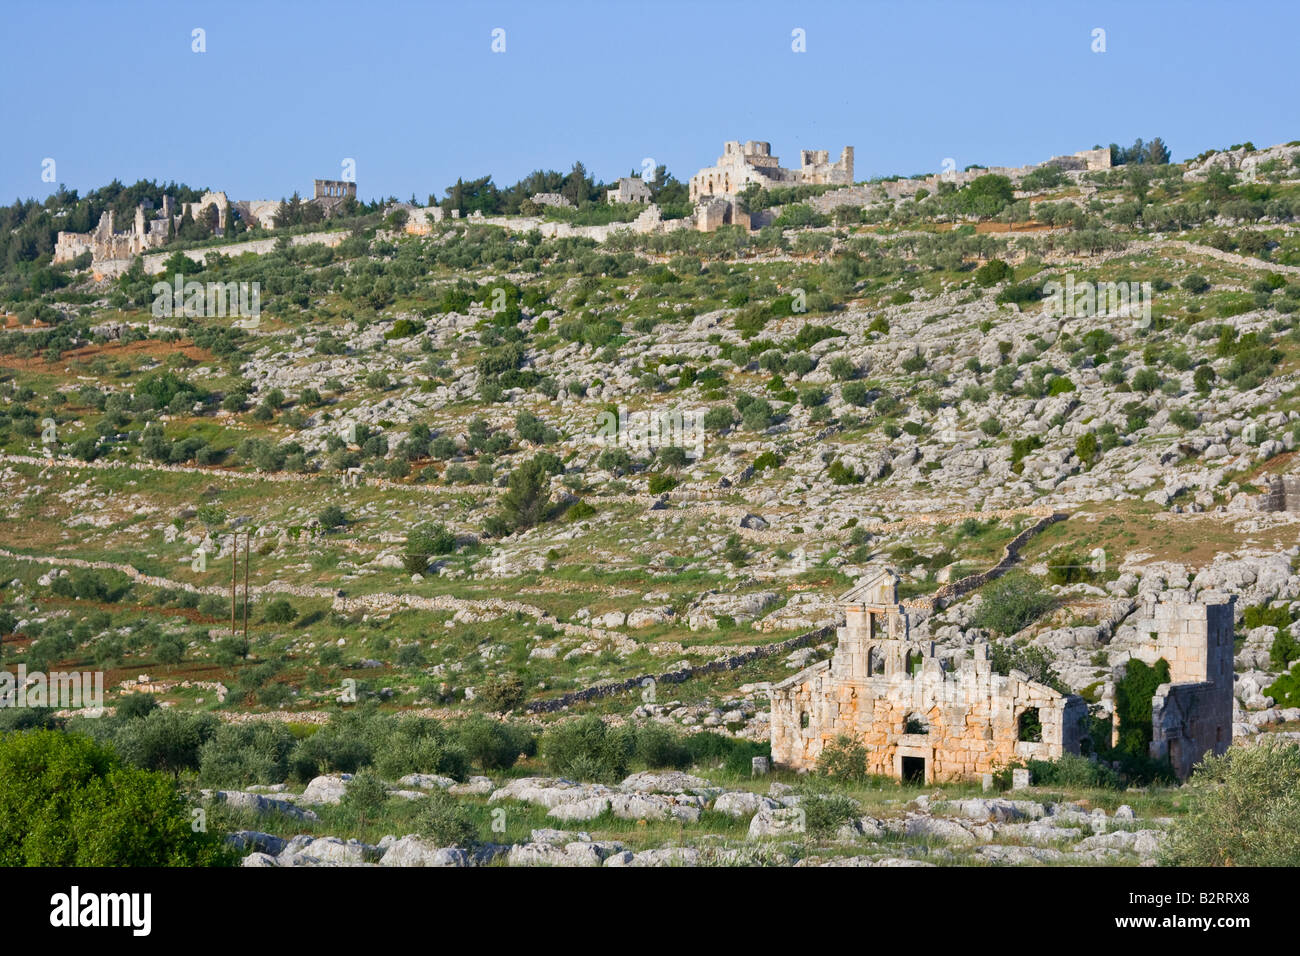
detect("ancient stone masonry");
top-left (773, 567), bottom-right (1238, 783)
top-left (529, 192), bottom-right (574, 210)
top-left (689, 140), bottom-right (854, 201)
top-left (56, 178), bottom-right (350, 268)
top-left (312, 178), bottom-right (357, 216)
top-left (1259, 473), bottom-right (1300, 512)
top-left (873, 147), bottom-right (1113, 203)
top-left (606, 177), bottom-right (652, 205)
top-left (1133, 595), bottom-right (1235, 780)
top-left (771, 567), bottom-right (1087, 782)
top-left (54, 192), bottom-right (233, 265)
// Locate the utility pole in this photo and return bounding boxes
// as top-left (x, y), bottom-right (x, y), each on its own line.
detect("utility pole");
top-left (230, 532), bottom-right (237, 638)
top-left (243, 532), bottom-right (250, 639)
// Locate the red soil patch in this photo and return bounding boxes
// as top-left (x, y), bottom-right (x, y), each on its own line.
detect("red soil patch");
top-left (0, 337), bottom-right (213, 373)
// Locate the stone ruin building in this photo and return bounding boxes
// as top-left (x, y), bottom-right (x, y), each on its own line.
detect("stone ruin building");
top-left (875, 147), bottom-right (1112, 202)
top-left (1259, 472), bottom-right (1300, 512)
top-left (1133, 594), bottom-right (1236, 780)
top-left (689, 140), bottom-right (854, 202)
top-left (771, 566), bottom-right (1233, 783)
top-left (606, 177), bottom-right (652, 204)
top-left (54, 178), bottom-right (359, 266)
top-left (312, 178), bottom-right (357, 216)
top-left (54, 191), bottom-right (229, 264)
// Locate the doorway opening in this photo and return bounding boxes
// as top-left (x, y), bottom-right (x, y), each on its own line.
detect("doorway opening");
top-left (901, 756), bottom-right (926, 784)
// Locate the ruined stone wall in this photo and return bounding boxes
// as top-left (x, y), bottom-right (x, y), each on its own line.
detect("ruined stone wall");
top-left (771, 644), bottom-right (1085, 781)
top-left (690, 141), bottom-right (852, 201)
top-left (1151, 680), bottom-right (1229, 780)
top-left (1134, 597), bottom-right (1235, 778)
top-left (1259, 475), bottom-right (1300, 512)
top-left (799, 146), bottom-right (854, 186)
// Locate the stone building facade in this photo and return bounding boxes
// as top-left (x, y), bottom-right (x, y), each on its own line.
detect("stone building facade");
top-left (771, 568), bottom-right (1235, 783)
top-left (689, 140), bottom-right (854, 201)
top-left (312, 179), bottom-right (357, 217)
top-left (606, 177), bottom-right (652, 204)
top-left (1132, 595), bottom-right (1236, 780)
top-left (771, 568), bottom-right (1087, 783)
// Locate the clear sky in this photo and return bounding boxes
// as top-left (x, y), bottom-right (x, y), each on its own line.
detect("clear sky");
top-left (2, 0), bottom-right (1296, 205)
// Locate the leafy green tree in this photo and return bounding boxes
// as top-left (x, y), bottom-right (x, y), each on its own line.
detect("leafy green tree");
top-left (954, 175), bottom-right (1014, 218)
top-left (403, 522), bottom-right (458, 573)
top-left (113, 709), bottom-right (218, 778)
top-left (974, 258), bottom-right (1013, 287)
top-left (486, 456), bottom-right (554, 537)
top-left (477, 673), bottom-right (526, 713)
top-left (541, 715), bottom-right (631, 783)
top-left (318, 505), bottom-right (347, 529)
top-left (1075, 431), bottom-right (1099, 466)
top-left (0, 730), bottom-right (231, 866)
top-left (263, 598), bottom-right (296, 624)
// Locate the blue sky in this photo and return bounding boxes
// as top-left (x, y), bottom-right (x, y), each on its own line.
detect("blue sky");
top-left (3, 0), bottom-right (1296, 205)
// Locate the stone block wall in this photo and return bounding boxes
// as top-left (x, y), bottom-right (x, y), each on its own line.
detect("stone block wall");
top-left (771, 645), bottom-right (1086, 781)
top-left (1136, 596), bottom-right (1235, 779)
top-left (1151, 680), bottom-right (1229, 780)
top-left (1259, 474), bottom-right (1300, 512)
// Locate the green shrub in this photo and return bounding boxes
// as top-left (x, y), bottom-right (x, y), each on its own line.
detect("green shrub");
top-left (1161, 741), bottom-right (1300, 866)
top-left (113, 709), bottom-right (218, 777)
top-left (456, 717), bottom-right (535, 771)
top-left (340, 769), bottom-right (389, 823)
top-left (116, 693), bottom-right (159, 721)
top-left (1271, 630), bottom-right (1300, 671)
top-left (632, 724), bottom-right (690, 769)
top-left (974, 259), bottom-right (1013, 287)
top-left (262, 598), bottom-right (296, 624)
top-left (318, 505), bottom-right (347, 529)
top-left (1243, 603), bottom-right (1293, 630)
top-left (1266, 664), bottom-right (1300, 707)
top-left (800, 793), bottom-right (859, 835)
top-left (198, 721), bottom-right (296, 787)
top-left (1046, 551), bottom-right (1094, 586)
top-left (566, 500), bottom-right (597, 521)
top-left (647, 473), bottom-right (678, 495)
top-left (403, 522), bottom-right (458, 573)
top-left (971, 573), bottom-right (1053, 636)
top-left (995, 281), bottom-right (1043, 305)
top-left (0, 730), bottom-right (231, 866)
top-left (416, 789), bottom-right (478, 847)
top-left (370, 716), bottom-right (468, 781)
top-left (542, 715), bottom-right (631, 783)
top-left (815, 734), bottom-right (871, 782)
top-left (288, 713), bottom-right (375, 780)
top-left (828, 460), bottom-right (863, 485)
top-left (841, 381), bottom-right (871, 406)
top-left (1023, 753), bottom-right (1121, 789)
top-left (476, 673), bottom-right (526, 713)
